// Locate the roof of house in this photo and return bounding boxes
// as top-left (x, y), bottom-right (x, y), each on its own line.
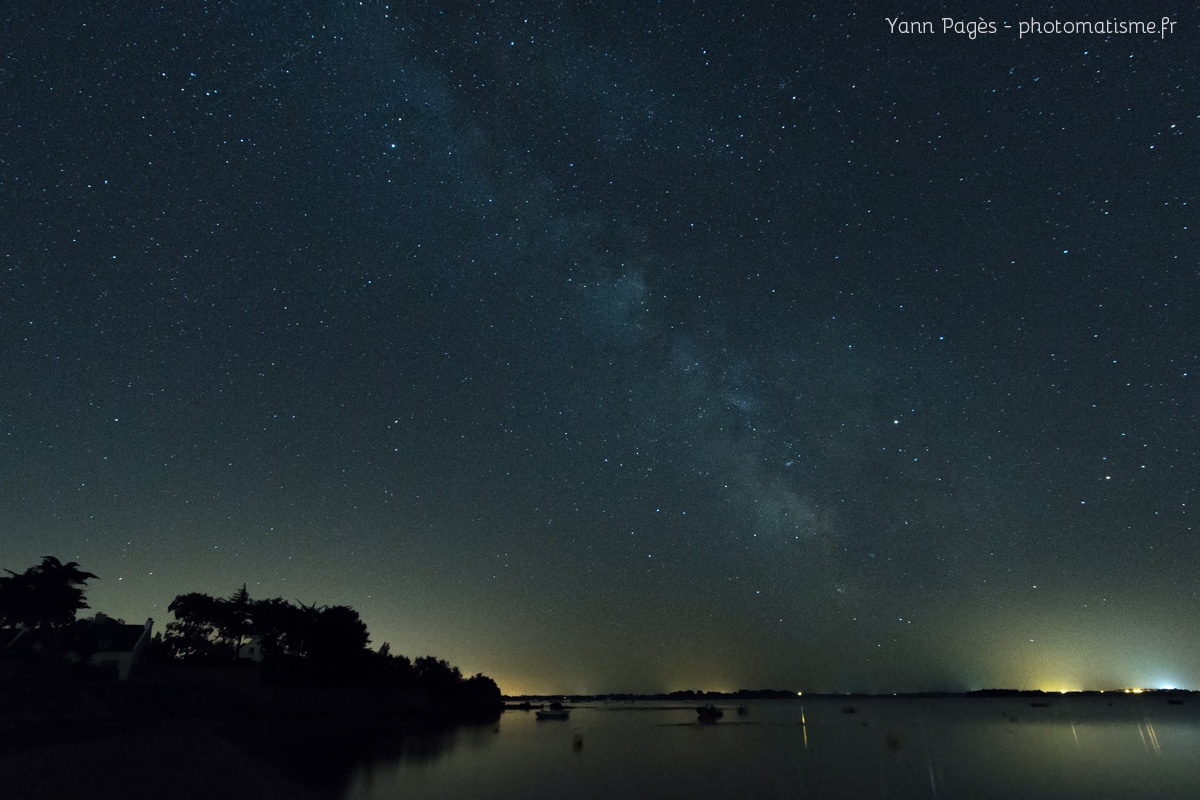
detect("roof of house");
top-left (1, 616), bottom-right (150, 655)
top-left (80, 618), bottom-right (148, 653)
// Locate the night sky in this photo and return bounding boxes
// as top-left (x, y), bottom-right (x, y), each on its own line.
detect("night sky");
top-left (3, 1), bottom-right (1196, 695)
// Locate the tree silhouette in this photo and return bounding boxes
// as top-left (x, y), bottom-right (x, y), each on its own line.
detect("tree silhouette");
top-left (250, 596), bottom-right (306, 658)
top-left (414, 656), bottom-right (462, 693)
top-left (0, 556), bottom-right (98, 629)
top-left (216, 584), bottom-right (254, 657)
top-left (164, 592), bottom-right (224, 661)
top-left (461, 673), bottom-right (502, 707)
top-left (306, 604), bottom-right (370, 663)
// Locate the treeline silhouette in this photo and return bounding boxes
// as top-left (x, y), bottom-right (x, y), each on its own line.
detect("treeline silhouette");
top-left (1, 557), bottom-right (501, 718)
top-left (158, 584), bottom-right (499, 705)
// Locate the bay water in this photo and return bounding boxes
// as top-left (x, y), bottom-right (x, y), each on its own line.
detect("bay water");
top-left (336, 695), bottom-right (1200, 799)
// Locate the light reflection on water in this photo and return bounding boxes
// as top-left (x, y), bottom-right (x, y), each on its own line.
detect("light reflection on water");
top-left (338, 697), bottom-right (1200, 799)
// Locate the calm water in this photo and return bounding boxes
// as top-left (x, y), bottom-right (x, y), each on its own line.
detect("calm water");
top-left (336, 696), bottom-right (1200, 799)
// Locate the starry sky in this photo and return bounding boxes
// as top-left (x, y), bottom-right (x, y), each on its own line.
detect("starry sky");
top-left (2, 1), bottom-right (1196, 695)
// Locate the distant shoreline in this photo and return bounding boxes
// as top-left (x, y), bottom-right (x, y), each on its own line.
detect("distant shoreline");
top-left (504, 688), bottom-right (1198, 703)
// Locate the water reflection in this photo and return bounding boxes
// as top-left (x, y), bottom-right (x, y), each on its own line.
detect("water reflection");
top-left (222, 715), bottom-right (500, 798)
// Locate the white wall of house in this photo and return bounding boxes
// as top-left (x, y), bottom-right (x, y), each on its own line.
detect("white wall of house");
top-left (89, 618), bottom-right (153, 680)
top-left (237, 636), bottom-right (265, 663)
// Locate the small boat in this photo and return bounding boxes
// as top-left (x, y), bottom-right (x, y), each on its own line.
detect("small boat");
top-left (696, 705), bottom-right (724, 722)
top-left (536, 709), bottom-right (571, 720)
top-left (736, 705), bottom-right (749, 716)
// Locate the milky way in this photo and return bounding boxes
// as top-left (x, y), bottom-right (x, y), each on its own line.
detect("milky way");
top-left (3, 2), bottom-right (1196, 693)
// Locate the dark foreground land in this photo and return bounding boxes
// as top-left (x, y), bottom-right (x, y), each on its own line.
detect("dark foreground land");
top-left (0, 716), bottom-right (324, 800)
top-left (0, 678), bottom-right (502, 800)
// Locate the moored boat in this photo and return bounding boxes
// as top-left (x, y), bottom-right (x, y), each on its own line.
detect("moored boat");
top-left (696, 704), bottom-right (724, 722)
